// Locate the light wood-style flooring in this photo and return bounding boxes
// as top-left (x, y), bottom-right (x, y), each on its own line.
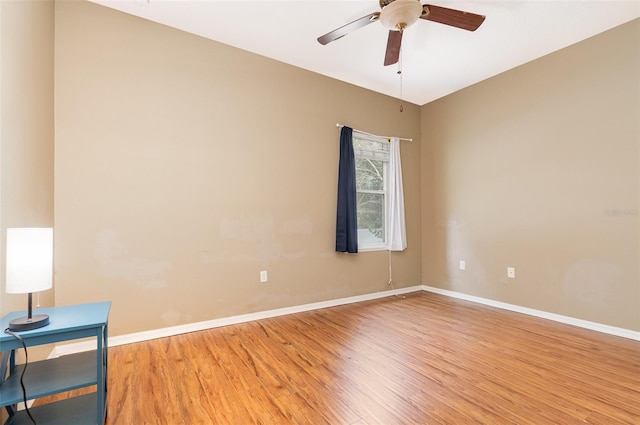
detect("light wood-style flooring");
top-left (41, 292), bottom-right (640, 424)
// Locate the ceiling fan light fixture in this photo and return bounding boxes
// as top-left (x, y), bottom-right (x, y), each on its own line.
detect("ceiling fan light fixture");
top-left (380, 0), bottom-right (423, 31)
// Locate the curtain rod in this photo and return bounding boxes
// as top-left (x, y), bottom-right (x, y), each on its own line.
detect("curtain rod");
top-left (336, 123), bottom-right (413, 142)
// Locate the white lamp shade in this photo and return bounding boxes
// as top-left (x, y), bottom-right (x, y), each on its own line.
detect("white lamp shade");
top-left (6, 227), bottom-right (53, 294)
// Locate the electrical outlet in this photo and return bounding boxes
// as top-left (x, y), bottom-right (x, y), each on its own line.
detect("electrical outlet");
top-left (507, 267), bottom-right (515, 279)
top-left (260, 270), bottom-right (268, 283)
top-left (459, 260), bottom-right (466, 271)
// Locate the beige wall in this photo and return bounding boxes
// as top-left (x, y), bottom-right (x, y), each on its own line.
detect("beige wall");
top-left (5, 1), bottom-right (637, 338)
top-left (54, 1), bottom-right (422, 336)
top-left (421, 19), bottom-right (640, 331)
top-left (0, 0), bottom-right (54, 317)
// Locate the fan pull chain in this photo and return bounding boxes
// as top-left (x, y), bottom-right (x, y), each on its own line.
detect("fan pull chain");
top-left (397, 51), bottom-right (403, 112)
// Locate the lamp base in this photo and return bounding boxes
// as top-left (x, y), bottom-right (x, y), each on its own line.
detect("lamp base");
top-left (8, 314), bottom-right (50, 332)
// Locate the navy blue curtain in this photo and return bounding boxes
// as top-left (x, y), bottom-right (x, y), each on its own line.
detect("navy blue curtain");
top-left (336, 126), bottom-right (358, 253)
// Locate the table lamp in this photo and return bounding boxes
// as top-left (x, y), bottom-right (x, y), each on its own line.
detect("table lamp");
top-left (6, 227), bottom-right (53, 331)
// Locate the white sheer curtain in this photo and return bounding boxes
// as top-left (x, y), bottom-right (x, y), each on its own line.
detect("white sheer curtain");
top-left (387, 137), bottom-right (407, 251)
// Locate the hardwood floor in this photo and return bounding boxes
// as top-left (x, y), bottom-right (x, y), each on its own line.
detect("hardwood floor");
top-left (42, 292), bottom-right (640, 424)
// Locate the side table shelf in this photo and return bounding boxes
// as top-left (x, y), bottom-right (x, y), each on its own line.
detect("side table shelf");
top-left (3, 394), bottom-right (97, 425)
top-left (0, 351), bottom-right (98, 406)
top-left (0, 302), bottom-right (111, 425)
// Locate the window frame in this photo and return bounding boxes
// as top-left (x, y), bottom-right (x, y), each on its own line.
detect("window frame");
top-left (352, 132), bottom-right (390, 252)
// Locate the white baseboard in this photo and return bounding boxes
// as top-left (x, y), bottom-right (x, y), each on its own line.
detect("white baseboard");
top-left (50, 283), bottom-right (639, 358)
top-left (421, 285), bottom-right (640, 341)
top-left (49, 285), bottom-right (422, 358)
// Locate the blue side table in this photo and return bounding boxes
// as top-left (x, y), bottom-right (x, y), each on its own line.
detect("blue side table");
top-left (0, 302), bottom-right (111, 425)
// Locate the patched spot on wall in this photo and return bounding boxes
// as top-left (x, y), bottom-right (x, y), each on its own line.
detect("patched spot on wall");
top-left (562, 259), bottom-right (622, 307)
top-left (217, 215), bottom-right (282, 265)
top-left (279, 216), bottom-right (312, 235)
top-left (94, 229), bottom-right (172, 290)
top-left (161, 310), bottom-right (183, 326)
top-left (220, 216), bottom-right (274, 242)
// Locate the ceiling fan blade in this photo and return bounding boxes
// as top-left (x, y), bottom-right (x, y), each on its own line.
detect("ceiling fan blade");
top-left (421, 4), bottom-right (485, 31)
top-left (317, 12), bottom-right (380, 45)
top-left (384, 30), bottom-right (402, 66)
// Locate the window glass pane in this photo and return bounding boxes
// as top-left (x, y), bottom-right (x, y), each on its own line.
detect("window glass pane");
top-left (353, 137), bottom-right (390, 161)
top-left (356, 158), bottom-right (384, 191)
top-left (357, 193), bottom-right (385, 244)
top-left (353, 134), bottom-right (388, 250)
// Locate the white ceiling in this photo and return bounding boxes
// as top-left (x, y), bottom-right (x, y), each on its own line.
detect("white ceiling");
top-left (90, 0), bottom-right (639, 106)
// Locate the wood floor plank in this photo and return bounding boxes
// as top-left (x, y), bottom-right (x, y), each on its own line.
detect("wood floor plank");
top-left (32, 292), bottom-right (640, 424)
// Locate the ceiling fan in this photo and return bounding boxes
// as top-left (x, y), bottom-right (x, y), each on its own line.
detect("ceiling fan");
top-left (317, 0), bottom-right (486, 66)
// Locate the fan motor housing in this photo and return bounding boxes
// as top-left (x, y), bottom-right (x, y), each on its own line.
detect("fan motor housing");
top-left (379, 0), bottom-right (423, 31)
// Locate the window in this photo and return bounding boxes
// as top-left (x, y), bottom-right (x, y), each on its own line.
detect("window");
top-left (353, 133), bottom-right (390, 251)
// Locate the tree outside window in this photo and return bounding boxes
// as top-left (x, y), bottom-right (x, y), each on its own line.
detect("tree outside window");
top-left (353, 136), bottom-right (389, 249)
